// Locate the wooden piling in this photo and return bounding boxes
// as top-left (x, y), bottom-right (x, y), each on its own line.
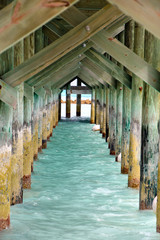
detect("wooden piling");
top-left (91, 88), bottom-right (95, 124)
top-left (33, 93), bottom-right (39, 160)
top-left (47, 96), bottom-right (51, 140)
top-left (11, 84), bottom-right (24, 205)
top-left (121, 21), bottom-right (134, 174)
top-left (106, 86), bottom-right (110, 141)
top-left (59, 93), bottom-right (61, 121)
top-left (100, 86), bottom-right (104, 134)
top-left (76, 79), bottom-right (81, 117)
top-left (95, 87), bottom-right (100, 125)
top-left (102, 86), bottom-right (106, 138)
top-left (140, 32), bottom-right (160, 210)
top-left (11, 40), bottom-right (24, 205)
top-left (128, 23), bottom-right (145, 188)
top-left (115, 32), bottom-right (124, 162)
top-left (115, 81), bottom-right (123, 162)
top-left (0, 101), bottom-right (12, 231)
top-left (38, 97), bottom-right (43, 152)
top-left (56, 92), bottom-right (59, 126)
top-left (23, 96), bottom-right (32, 189)
top-left (109, 86), bottom-right (116, 155)
top-left (66, 85), bottom-right (71, 118)
top-left (52, 90), bottom-right (56, 128)
top-left (42, 95), bottom-right (47, 149)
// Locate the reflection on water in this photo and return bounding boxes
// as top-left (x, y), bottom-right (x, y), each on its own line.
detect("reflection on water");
top-left (0, 120), bottom-right (158, 240)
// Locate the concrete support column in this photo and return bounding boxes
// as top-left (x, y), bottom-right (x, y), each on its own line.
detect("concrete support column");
top-left (0, 102), bottom-right (12, 231)
top-left (66, 85), bottom-right (71, 118)
top-left (128, 23), bottom-right (145, 188)
top-left (109, 86), bottom-right (116, 155)
top-left (91, 88), bottom-right (95, 124)
top-left (23, 96), bottom-right (32, 189)
top-left (140, 32), bottom-right (160, 210)
top-left (102, 86), bottom-right (106, 138)
top-left (76, 79), bottom-right (81, 117)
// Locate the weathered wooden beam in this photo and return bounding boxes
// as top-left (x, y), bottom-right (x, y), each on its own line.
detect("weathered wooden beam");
top-left (0, 0), bottom-right (79, 53)
top-left (79, 67), bottom-right (103, 87)
top-left (78, 71), bottom-right (97, 87)
top-left (42, 26), bottom-right (59, 42)
top-left (45, 21), bottom-right (68, 37)
top-left (108, 0), bottom-right (160, 40)
top-left (3, 4), bottom-right (124, 87)
top-left (82, 58), bottom-right (117, 88)
top-left (85, 48), bottom-right (132, 89)
top-left (67, 89), bottom-right (91, 94)
top-left (26, 43), bottom-right (92, 86)
top-left (43, 86), bottom-right (52, 97)
top-left (24, 83), bottom-right (33, 101)
top-left (92, 31), bottom-right (160, 92)
top-left (48, 69), bottom-right (80, 89)
top-left (70, 86), bottom-right (91, 91)
top-left (34, 87), bottom-right (46, 98)
top-left (0, 78), bottom-right (17, 109)
top-left (61, 5), bottom-right (129, 37)
top-left (75, 1), bottom-right (107, 10)
top-left (77, 76), bottom-right (92, 89)
top-left (34, 58), bottom-right (81, 89)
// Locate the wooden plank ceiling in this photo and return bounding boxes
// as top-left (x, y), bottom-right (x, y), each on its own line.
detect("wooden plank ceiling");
top-left (0, 0), bottom-right (160, 94)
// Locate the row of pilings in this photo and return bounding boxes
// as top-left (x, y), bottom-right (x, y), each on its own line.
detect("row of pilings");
top-left (0, 88), bottom-right (60, 231)
top-left (90, 20), bottom-right (160, 233)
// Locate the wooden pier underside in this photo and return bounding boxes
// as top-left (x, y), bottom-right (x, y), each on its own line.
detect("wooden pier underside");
top-left (0, 0), bottom-right (160, 234)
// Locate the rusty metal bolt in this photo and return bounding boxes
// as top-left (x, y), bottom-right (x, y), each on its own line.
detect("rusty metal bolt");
top-left (120, 87), bottom-right (122, 90)
top-left (139, 86), bottom-right (143, 91)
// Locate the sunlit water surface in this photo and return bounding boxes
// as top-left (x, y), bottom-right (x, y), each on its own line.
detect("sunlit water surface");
top-left (0, 117), bottom-right (158, 240)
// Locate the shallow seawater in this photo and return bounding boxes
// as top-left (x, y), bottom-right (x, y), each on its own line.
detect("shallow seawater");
top-left (0, 119), bottom-right (159, 240)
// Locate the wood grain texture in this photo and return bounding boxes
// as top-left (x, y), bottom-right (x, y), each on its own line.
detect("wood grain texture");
top-left (0, 0), bottom-right (79, 53)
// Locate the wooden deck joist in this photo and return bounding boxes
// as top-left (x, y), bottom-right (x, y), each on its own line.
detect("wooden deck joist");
top-left (0, 0), bottom-right (79, 54)
top-left (67, 89), bottom-right (91, 95)
top-left (2, 4), bottom-right (125, 87)
top-left (0, 79), bottom-right (17, 109)
top-left (34, 57), bottom-right (82, 89)
top-left (24, 83), bottom-right (33, 101)
top-left (26, 42), bottom-right (92, 87)
top-left (85, 48), bottom-right (132, 89)
top-left (92, 32), bottom-right (160, 92)
top-left (81, 59), bottom-right (117, 88)
top-left (108, 0), bottom-right (160, 40)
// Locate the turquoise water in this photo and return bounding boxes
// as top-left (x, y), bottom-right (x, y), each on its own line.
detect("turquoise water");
top-left (0, 119), bottom-right (159, 240)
